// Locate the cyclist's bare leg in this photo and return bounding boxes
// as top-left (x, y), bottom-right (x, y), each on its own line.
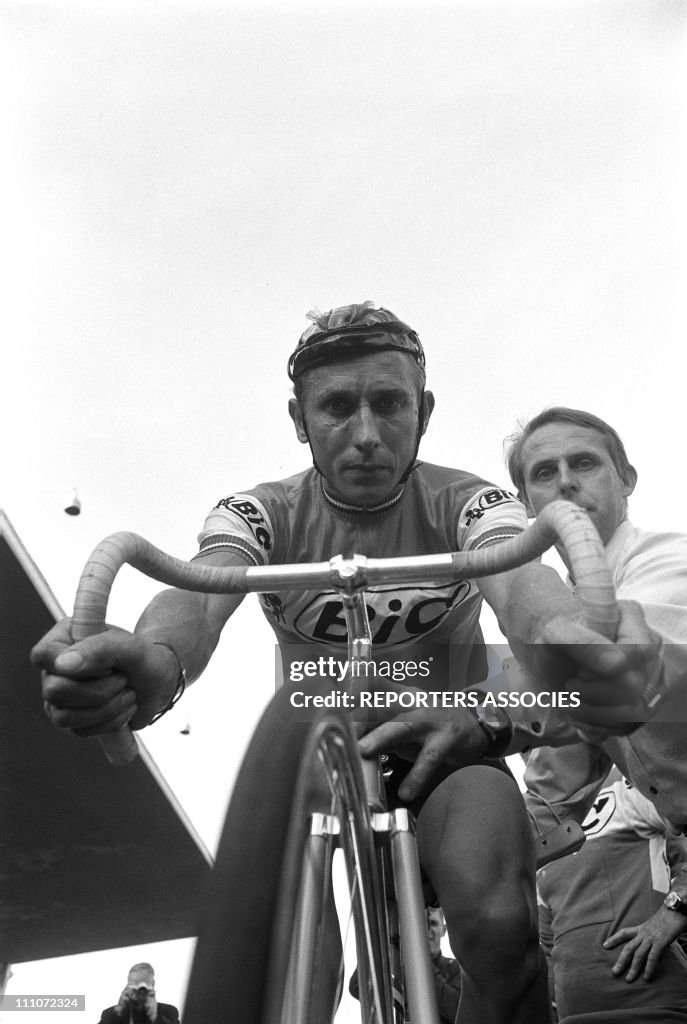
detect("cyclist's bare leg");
top-left (416, 765), bottom-right (550, 1024)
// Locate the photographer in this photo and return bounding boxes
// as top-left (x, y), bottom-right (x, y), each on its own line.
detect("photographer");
top-left (98, 963), bottom-right (179, 1024)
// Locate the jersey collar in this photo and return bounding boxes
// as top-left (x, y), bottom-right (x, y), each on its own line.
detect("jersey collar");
top-left (319, 476), bottom-right (407, 518)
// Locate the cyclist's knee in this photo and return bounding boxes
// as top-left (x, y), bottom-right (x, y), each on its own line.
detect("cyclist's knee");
top-left (430, 837), bottom-right (536, 931)
top-left (445, 888), bottom-right (537, 967)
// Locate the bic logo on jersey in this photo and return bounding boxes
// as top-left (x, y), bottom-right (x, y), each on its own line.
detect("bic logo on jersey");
top-left (213, 495), bottom-right (272, 552)
top-left (291, 580), bottom-right (472, 647)
top-left (463, 488), bottom-right (517, 524)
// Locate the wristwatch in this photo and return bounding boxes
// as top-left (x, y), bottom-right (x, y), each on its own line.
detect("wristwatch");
top-left (664, 891), bottom-right (687, 915)
top-left (472, 705), bottom-right (514, 759)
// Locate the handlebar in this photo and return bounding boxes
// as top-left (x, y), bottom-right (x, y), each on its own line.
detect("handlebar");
top-left (70, 499), bottom-right (616, 764)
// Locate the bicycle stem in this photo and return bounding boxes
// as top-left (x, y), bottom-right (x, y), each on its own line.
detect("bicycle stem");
top-left (330, 554), bottom-right (389, 813)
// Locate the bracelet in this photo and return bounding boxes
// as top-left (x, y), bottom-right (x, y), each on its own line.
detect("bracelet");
top-left (150, 641), bottom-right (187, 722)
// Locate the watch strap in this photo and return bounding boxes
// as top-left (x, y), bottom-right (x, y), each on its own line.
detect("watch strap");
top-left (664, 891), bottom-right (687, 915)
top-left (473, 706), bottom-right (514, 759)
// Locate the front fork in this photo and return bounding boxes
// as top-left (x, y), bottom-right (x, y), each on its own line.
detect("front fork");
top-left (329, 555), bottom-right (440, 1024)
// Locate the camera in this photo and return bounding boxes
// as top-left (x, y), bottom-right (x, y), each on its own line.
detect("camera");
top-left (128, 987), bottom-right (150, 1001)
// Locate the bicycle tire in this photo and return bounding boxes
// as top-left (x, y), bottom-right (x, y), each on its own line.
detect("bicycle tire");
top-left (182, 683), bottom-right (395, 1024)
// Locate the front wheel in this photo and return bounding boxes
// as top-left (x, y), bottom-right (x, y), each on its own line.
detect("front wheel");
top-left (182, 685), bottom-right (395, 1023)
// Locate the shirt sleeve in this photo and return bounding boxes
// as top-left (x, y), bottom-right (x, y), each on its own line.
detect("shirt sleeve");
top-left (195, 493), bottom-right (274, 566)
top-left (613, 531), bottom-right (687, 722)
top-left (667, 834), bottom-right (687, 879)
top-left (615, 532), bottom-right (687, 616)
top-left (524, 742), bottom-right (613, 830)
top-left (455, 485), bottom-right (528, 551)
top-left (614, 531), bottom-right (687, 646)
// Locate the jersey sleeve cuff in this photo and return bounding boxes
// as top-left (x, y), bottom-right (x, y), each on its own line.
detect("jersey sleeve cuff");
top-left (466, 527), bottom-right (524, 552)
top-left (193, 534), bottom-right (266, 566)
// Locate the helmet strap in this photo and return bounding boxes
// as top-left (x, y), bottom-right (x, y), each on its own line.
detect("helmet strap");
top-left (299, 411), bottom-right (327, 479)
top-left (398, 388), bottom-right (426, 484)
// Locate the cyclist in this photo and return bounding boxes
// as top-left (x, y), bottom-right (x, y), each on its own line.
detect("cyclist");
top-left (33, 304), bottom-right (656, 1024)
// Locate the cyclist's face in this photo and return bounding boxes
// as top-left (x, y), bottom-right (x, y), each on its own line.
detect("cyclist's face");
top-left (289, 351), bottom-right (434, 506)
top-left (519, 423), bottom-right (636, 545)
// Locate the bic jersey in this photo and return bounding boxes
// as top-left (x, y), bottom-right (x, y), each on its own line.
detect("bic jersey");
top-left (195, 463), bottom-right (526, 688)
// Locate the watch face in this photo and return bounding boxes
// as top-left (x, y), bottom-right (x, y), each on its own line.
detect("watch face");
top-left (665, 892), bottom-right (687, 913)
top-left (478, 707), bottom-right (510, 731)
top-left (475, 706), bottom-right (513, 757)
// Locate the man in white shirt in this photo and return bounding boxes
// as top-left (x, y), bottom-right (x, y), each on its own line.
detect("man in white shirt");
top-left (504, 406), bottom-right (687, 834)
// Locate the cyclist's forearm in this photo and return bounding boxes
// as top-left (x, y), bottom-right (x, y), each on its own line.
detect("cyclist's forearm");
top-left (478, 562), bottom-right (578, 653)
top-left (135, 588), bottom-right (238, 683)
top-left (470, 658), bottom-right (581, 755)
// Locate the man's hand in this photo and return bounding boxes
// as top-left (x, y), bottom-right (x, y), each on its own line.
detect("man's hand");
top-left (143, 990), bottom-right (158, 1022)
top-left (31, 618), bottom-right (180, 736)
top-left (357, 687), bottom-right (489, 802)
top-left (527, 600), bottom-right (665, 732)
top-left (114, 988), bottom-right (130, 1016)
top-left (603, 905), bottom-right (687, 981)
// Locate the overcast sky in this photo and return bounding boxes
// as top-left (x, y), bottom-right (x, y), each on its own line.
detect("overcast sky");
top-left (2, 0), bottom-right (686, 1018)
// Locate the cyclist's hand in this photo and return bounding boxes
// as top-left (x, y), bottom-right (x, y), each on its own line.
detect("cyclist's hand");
top-left (603, 906), bottom-right (687, 981)
top-left (357, 688), bottom-right (489, 801)
top-left (529, 600), bottom-right (664, 733)
top-left (31, 618), bottom-right (180, 736)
